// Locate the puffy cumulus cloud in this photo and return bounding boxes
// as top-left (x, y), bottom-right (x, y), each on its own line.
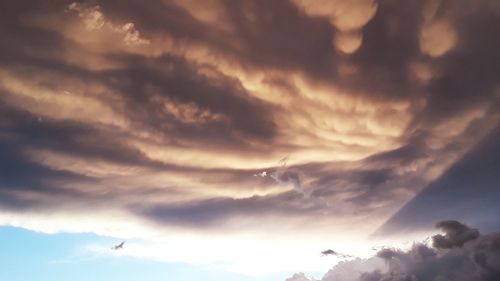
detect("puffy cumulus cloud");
top-left (286, 272), bottom-right (318, 281)
top-left (322, 257), bottom-right (387, 281)
top-left (287, 221), bottom-right (500, 281)
top-left (0, 0), bottom-right (500, 276)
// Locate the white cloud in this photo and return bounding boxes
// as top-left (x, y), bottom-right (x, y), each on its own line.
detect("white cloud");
top-left (286, 222), bottom-right (500, 281)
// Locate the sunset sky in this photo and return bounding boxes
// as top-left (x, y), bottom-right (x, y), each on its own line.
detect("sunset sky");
top-left (1, 1), bottom-right (499, 280)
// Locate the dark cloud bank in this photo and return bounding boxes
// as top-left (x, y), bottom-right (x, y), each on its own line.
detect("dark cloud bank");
top-left (288, 221), bottom-right (500, 281)
top-left (1, 0), bottom-right (500, 258)
top-left (379, 125), bottom-right (500, 235)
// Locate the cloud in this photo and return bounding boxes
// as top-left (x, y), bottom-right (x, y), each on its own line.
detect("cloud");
top-left (67, 2), bottom-right (150, 45)
top-left (286, 272), bottom-right (318, 281)
top-left (1, 0), bottom-right (500, 275)
top-left (432, 220), bottom-right (480, 249)
top-left (376, 124), bottom-right (500, 236)
top-left (321, 257), bottom-right (386, 281)
top-left (287, 221), bottom-right (500, 281)
top-left (293, 0), bottom-right (377, 54)
top-left (259, 157), bottom-right (309, 197)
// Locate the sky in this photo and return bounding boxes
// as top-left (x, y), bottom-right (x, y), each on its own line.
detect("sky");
top-left (0, 0), bottom-right (499, 280)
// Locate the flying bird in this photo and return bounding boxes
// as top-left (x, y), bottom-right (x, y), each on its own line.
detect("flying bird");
top-left (321, 249), bottom-right (353, 258)
top-left (111, 241), bottom-right (125, 250)
top-left (321, 249), bottom-right (336, 256)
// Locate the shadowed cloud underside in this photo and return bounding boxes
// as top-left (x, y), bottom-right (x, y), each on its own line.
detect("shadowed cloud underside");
top-left (1, 0), bottom-right (500, 276)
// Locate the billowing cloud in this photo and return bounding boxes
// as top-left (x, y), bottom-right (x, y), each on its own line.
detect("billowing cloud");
top-left (293, 0), bottom-right (377, 54)
top-left (432, 220), bottom-right (480, 249)
top-left (287, 221), bottom-right (500, 281)
top-left (286, 272), bottom-right (318, 281)
top-left (0, 0), bottom-right (500, 276)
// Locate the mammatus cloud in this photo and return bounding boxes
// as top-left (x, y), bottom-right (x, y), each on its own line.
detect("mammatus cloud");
top-left (293, 0), bottom-right (377, 54)
top-left (0, 0), bottom-right (499, 275)
top-left (286, 221), bottom-right (500, 281)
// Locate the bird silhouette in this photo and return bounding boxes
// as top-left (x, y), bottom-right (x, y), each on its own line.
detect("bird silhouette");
top-left (111, 241), bottom-right (125, 250)
top-left (321, 249), bottom-right (353, 258)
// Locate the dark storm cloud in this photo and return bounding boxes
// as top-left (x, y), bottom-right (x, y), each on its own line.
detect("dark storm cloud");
top-left (0, 99), bottom-right (269, 213)
top-left (103, 0), bottom-right (335, 75)
top-left (0, 1), bottom-right (66, 60)
top-left (101, 53), bottom-right (277, 141)
top-left (0, 99), bottom-right (288, 216)
top-left (273, 0), bottom-right (500, 212)
top-left (342, 0), bottom-right (423, 98)
top-left (0, 101), bottom-right (166, 212)
top-left (33, 0), bottom-right (325, 99)
top-left (136, 191), bottom-right (321, 229)
top-left (368, 232), bottom-right (500, 281)
top-left (216, 0), bottom-right (335, 75)
top-left (5, 0), bottom-right (500, 115)
top-left (0, 101), bottom-right (163, 169)
top-left (0, 0), bottom-right (278, 146)
top-left (432, 220), bottom-right (480, 249)
top-left (330, 0), bottom-right (500, 177)
top-left (377, 125), bottom-right (500, 235)
top-left (419, 1), bottom-right (500, 125)
top-left (0, 110), bottom-right (91, 211)
top-left (0, 138), bottom-right (87, 201)
top-left (304, 166), bottom-right (399, 217)
top-left (0, 0), bottom-right (499, 244)
top-left (337, 0), bottom-right (500, 111)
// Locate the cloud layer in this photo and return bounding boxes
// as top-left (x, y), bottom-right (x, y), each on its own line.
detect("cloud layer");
top-left (0, 0), bottom-right (499, 275)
